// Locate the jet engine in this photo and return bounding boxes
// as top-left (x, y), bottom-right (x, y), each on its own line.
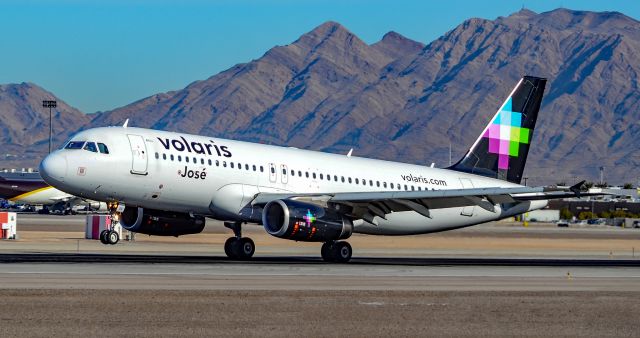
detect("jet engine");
top-left (119, 206), bottom-right (205, 237)
top-left (262, 199), bottom-right (353, 242)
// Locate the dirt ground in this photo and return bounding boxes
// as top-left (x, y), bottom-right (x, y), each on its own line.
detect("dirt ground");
top-left (0, 289), bottom-right (638, 337)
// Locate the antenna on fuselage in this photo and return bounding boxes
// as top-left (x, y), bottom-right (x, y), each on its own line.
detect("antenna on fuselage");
top-left (346, 148), bottom-right (353, 157)
top-left (122, 119), bottom-right (129, 128)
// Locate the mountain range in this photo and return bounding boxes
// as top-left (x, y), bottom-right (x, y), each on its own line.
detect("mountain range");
top-left (1, 8), bottom-right (638, 185)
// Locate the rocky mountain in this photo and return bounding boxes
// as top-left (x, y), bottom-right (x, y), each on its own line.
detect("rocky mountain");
top-left (0, 83), bottom-right (90, 169)
top-left (2, 8), bottom-right (639, 184)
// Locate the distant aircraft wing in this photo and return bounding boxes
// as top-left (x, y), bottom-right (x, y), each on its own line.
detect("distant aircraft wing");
top-left (47, 194), bottom-right (75, 202)
top-left (251, 186), bottom-right (601, 224)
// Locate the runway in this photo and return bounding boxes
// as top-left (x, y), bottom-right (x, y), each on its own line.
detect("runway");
top-left (2, 215), bottom-right (640, 336)
top-left (0, 253), bottom-right (639, 291)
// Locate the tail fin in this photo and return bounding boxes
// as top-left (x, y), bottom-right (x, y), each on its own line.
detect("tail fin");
top-left (449, 76), bottom-right (546, 184)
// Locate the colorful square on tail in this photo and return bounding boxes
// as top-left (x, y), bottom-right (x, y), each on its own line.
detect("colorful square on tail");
top-left (482, 96), bottom-right (531, 170)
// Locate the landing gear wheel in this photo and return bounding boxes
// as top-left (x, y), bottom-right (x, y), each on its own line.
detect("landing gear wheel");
top-left (107, 230), bottom-right (119, 245)
top-left (238, 238), bottom-right (255, 259)
top-left (99, 230), bottom-right (109, 244)
top-left (322, 241), bottom-right (352, 263)
top-left (333, 242), bottom-right (352, 263)
top-left (224, 237), bottom-right (238, 259)
top-left (224, 237), bottom-right (255, 260)
top-left (321, 242), bottom-right (334, 262)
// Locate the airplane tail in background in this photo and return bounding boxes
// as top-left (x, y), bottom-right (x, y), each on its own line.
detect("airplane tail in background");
top-left (449, 76), bottom-right (547, 184)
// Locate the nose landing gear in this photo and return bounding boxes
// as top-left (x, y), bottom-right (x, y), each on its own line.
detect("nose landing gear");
top-left (98, 201), bottom-right (122, 245)
top-left (224, 221), bottom-right (255, 260)
top-left (99, 229), bottom-right (120, 245)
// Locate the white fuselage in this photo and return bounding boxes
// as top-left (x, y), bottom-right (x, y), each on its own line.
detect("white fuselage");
top-left (41, 127), bottom-right (546, 235)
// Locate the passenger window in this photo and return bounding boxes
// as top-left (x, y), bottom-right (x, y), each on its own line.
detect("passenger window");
top-left (97, 143), bottom-right (109, 154)
top-left (283, 168), bottom-right (287, 175)
top-left (193, 157), bottom-right (197, 163)
top-left (291, 170), bottom-right (295, 176)
top-left (405, 185), bottom-right (408, 190)
top-left (170, 154), bottom-right (174, 161)
top-left (178, 155), bottom-right (182, 162)
top-left (306, 172), bottom-right (309, 178)
top-left (162, 154), bottom-right (167, 160)
top-left (186, 157), bottom-right (190, 163)
top-left (320, 173), bottom-right (323, 180)
top-left (253, 165), bottom-right (256, 171)
top-left (238, 163), bottom-right (242, 170)
top-left (313, 173), bottom-right (316, 179)
top-left (155, 152), bottom-right (159, 159)
top-left (271, 167), bottom-right (275, 174)
top-left (390, 183), bottom-right (394, 189)
top-left (260, 166), bottom-right (264, 172)
top-left (411, 186), bottom-right (415, 191)
top-left (348, 177), bottom-right (352, 184)
top-left (334, 175), bottom-right (338, 181)
top-left (245, 164), bottom-right (249, 170)
top-left (83, 142), bottom-right (98, 153)
top-left (65, 141), bottom-right (85, 150)
top-left (376, 181), bottom-right (380, 187)
top-left (355, 178), bottom-right (359, 184)
top-left (362, 179), bottom-right (366, 186)
top-left (369, 180), bottom-right (373, 186)
top-left (201, 159), bottom-right (205, 165)
top-left (216, 160), bottom-right (220, 167)
top-left (230, 162), bottom-right (234, 168)
top-left (208, 159), bottom-right (212, 166)
top-left (223, 161), bottom-right (227, 167)
top-left (298, 171), bottom-right (302, 177)
top-left (341, 176), bottom-right (345, 183)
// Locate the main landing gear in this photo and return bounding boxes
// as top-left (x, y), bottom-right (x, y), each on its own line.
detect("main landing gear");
top-left (321, 241), bottom-right (352, 263)
top-left (224, 222), bottom-right (255, 260)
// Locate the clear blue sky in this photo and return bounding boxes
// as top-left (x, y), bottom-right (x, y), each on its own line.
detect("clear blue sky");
top-left (1, 0), bottom-right (638, 113)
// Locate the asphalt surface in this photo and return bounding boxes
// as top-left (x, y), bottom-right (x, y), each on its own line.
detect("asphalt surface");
top-left (13, 213), bottom-right (640, 240)
top-left (2, 213), bottom-right (640, 336)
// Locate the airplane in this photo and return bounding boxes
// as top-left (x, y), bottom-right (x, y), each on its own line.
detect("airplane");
top-left (39, 76), bottom-right (596, 262)
top-left (0, 170), bottom-right (106, 214)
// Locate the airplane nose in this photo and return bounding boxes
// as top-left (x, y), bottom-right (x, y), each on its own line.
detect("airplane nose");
top-left (39, 153), bottom-right (68, 185)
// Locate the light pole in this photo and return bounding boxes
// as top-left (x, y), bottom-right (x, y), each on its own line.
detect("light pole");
top-left (42, 100), bottom-right (57, 153)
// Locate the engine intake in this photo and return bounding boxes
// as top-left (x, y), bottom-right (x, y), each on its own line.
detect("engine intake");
top-left (120, 206), bottom-right (205, 237)
top-left (262, 199), bottom-right (353, 242)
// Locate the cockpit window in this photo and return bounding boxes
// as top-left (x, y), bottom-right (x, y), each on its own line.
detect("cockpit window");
top-left (83, 142), bottom-right (98, 153)
top-left (65, 141), bottom-right (85, 149)
top-left (97, 143), bottom-right (109, 154)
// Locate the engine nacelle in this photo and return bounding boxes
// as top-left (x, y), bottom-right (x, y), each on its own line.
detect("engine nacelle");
top-left (262, 199), bottom-right (353, 242)
top-left (119, 206), bottom-right (205, 237)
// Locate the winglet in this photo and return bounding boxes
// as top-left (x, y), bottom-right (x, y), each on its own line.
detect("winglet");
top-left (570, 180), bottom-right (585, 198)
top-left (123, 119), bottom-right (129, 128)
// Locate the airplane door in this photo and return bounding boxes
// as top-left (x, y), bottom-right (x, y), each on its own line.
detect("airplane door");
top-left (127, 134), bottom-right (148, 175)
top-left (268, 163), bottom-right (277, 183)
top-left (280, 164), bottom-right (288, 184)
top-left (459, 178), bottom-right (475, 216)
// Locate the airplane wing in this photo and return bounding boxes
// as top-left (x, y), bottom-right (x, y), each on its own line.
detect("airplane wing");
top-left (250, 185), bottom-right (603, 225)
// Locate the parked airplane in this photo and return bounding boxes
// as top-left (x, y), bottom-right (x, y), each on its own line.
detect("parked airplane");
top-left (39, 76), bottom-right (593, 261)
top-left (0, 170), bottom-right (106, 213)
